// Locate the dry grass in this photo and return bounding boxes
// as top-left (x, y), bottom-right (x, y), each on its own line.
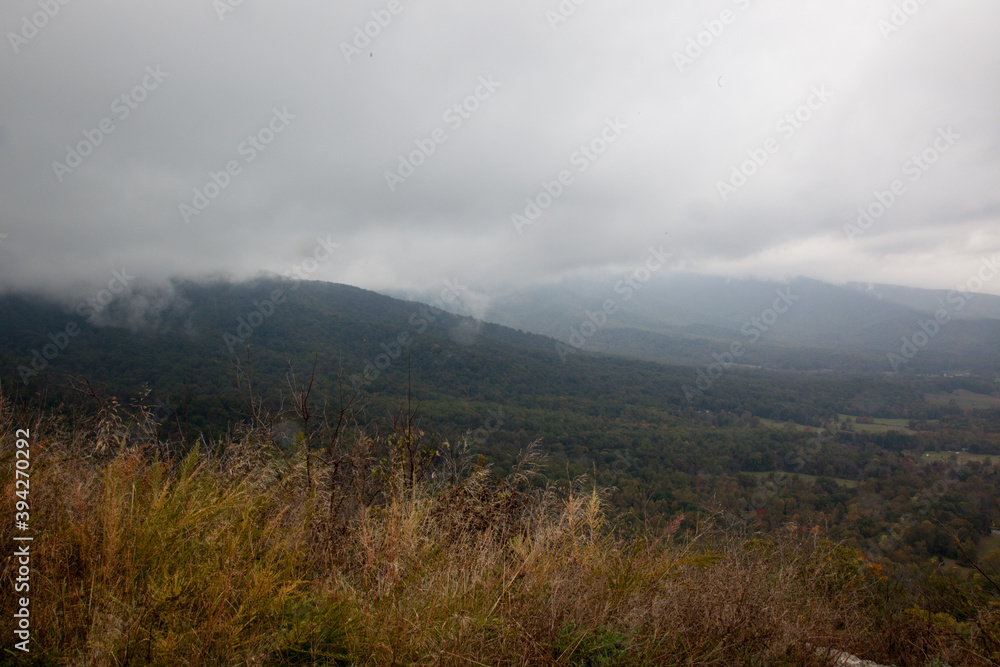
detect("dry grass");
top-left (1, 391), bottom-right (997, 666)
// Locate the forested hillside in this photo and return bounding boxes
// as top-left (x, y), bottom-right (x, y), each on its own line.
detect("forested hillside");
top-left (2, 278), bottom-right (1000, 664)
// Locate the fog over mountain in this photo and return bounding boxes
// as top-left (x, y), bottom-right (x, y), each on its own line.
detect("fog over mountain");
top-left (388, 272), bottom-right (1000, 374)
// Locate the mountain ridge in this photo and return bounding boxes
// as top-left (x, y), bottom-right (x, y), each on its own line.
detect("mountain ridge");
top-left (389, 273), bottom-right (1000, 374)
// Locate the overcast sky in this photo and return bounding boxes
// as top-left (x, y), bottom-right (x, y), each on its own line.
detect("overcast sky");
top-left (1, 0), bottom-right (998, 304)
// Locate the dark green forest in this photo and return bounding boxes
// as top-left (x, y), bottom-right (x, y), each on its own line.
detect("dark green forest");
top-left (3, 278), bottom-right (1000, 586)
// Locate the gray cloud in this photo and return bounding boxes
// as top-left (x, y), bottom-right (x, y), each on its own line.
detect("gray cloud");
top-left (1, 0), bottom-right (997, 302)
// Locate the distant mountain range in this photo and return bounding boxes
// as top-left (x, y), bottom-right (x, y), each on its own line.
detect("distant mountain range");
top-left (845, 281), bottom-right (1000, 321)
top-left (391, 273), bottom-right (1000, 375)
top-left (4, 274), bottom-right (998, 412)
top-left (2, 275), bottom-right (996, 450)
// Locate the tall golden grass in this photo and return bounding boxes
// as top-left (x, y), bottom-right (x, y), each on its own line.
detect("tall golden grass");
top-left (1, 389), bottom-right (997, 666)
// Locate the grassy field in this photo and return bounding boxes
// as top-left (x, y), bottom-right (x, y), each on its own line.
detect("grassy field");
top-left (746, 471), bottom-right (860, 489)
top-left (836, 415), bottom-right (919, 435)
top-left (757, 418), bottom-right (826, 433)
top-left (758, 415), bottom-right (923, 436)
top-left (978, 533), bottom-right (1000, 558)
top-left (926, 389), bottom-right (1000, 410)
top-left (2, 396), bottom-right (997, 665)
top-left (920, 451), bottom-right (997, 466)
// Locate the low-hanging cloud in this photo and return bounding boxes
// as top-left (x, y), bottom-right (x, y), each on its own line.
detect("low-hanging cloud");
top-left (1, 0), bottom-right (998, 301)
